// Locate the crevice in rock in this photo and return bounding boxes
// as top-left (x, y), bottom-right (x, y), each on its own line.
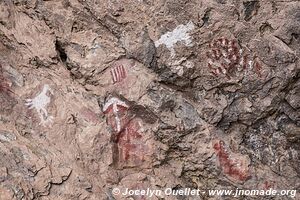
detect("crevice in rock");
top-left (243, 0), bottom-right (260, 21)
top-left (55, 40), bottom-right (67, 63)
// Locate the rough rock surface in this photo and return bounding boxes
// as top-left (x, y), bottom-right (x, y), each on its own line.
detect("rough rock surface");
top-left (0, 0), bottom-right (299, 199)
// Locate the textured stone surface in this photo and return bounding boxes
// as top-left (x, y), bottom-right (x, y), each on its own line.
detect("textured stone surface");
top-left (0, 0), bottom-right (299, 199)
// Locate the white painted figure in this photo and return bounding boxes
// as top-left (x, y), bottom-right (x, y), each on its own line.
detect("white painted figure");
top-left (155, 21), bottom-right (195, 58)
top-left (25, 84), bottom-right (54, 126)
top-left (103, 97), bottom-right (128, 133)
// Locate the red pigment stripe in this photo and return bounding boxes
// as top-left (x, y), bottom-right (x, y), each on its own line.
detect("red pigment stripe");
top-left (118, 65), bottom-right (123, 79)
top-left (113, 67), bottom-right (118, 82)
top-left (111, 65), bottom-right (127, 83)
top-left (121, 65), bottom-right (126, 79)
top-left (120, 65), bottom-right (124, 79)
top-left (115, 66), bottom-right (119, 82)
top-left (117, 65), bottom-right (122, 81)
top-left (110, 68), bottom-right (117, 83)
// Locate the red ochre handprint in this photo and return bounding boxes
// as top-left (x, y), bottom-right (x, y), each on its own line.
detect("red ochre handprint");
top-left (206, 38), bottom-right (262, 78)
top-left (213, 140), bottom-right (250, 182)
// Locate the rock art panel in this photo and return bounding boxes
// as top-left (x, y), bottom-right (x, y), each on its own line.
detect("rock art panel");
top-left (213, 140), bottom-right (250, 182)
top-left (0, 1), bottom-right (298, 199)
top-left (25, 84), bottom-right (54, 126)
top-left (206, 38), bottom-right (262, 78)
top-left (103, 96), bottom-right (152, 169)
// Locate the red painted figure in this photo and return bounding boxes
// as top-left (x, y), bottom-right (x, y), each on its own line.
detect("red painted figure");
top-left (103, 96), bottom-right (148, 168)
top-left (116, 119), bottom-right (147, 167)
top-left (213, 140), bottom-right (250, 182)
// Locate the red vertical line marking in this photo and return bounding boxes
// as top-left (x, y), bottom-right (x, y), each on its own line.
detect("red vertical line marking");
top-left (114, 66), bottom-right (118, 82)
top-left (111, 69), bottom-right (116, 83)
top-left (121, 65), bottom-right (126, 79)
top-left (117, 65), bottom-right (121, 82)
top-left (120, 65), bottom-right (124, 79)
top-left (116, 66), bottom-right (121, 81)
top-left (113, 68), bottom-right (118, 82)
top-left (119, 65), bottom-right (124, 79)
top-left (119, 66), bottom-right (123, 81)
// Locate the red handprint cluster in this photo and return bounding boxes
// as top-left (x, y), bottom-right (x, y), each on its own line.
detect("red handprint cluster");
top-left (206, 38), bottom-right (262, 78)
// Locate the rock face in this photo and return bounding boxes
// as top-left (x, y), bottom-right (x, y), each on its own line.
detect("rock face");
top-left (0, 0), bottom-right (299, 200)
